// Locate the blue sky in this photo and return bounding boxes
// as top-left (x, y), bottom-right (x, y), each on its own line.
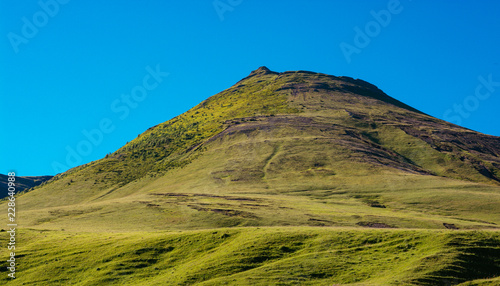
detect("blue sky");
top-left (1, 0), bottom-right (499, 176)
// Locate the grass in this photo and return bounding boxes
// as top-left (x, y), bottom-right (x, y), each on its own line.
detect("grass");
top-left (1, 227), bottom-right (499, 285)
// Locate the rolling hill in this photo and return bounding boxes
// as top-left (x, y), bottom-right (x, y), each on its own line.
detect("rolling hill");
top-left (1, 67), bottom-right (499, 285)
top-left (0, 174), bottom-right (52, 199)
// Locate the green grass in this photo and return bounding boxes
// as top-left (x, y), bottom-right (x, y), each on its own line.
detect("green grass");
top-left (1, 227), bottom-right (499, 285)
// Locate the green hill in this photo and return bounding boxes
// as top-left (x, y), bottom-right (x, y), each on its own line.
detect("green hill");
top-left (1, 228), bottom-right (499, 285)
top-left (2, 67), bottom-right (500, 285)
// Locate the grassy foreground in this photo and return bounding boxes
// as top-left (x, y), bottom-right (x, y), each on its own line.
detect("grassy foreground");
top-left (1, 227), bottom-right (499, 285)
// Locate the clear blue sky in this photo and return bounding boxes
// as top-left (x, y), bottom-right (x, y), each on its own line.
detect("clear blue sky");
top-left (1, 0), bottom-right (499, 176)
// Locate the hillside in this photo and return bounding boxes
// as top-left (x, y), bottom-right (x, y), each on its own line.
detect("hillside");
top-left (1, 67), bottom-right (500, 285)
top-left (1, 228), bottom-right (499, 285)
top-left (13, 66), bottom-right (500, 231)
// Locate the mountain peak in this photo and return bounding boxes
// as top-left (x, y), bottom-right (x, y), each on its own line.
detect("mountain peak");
top-left (237, 66), bottom-right (279, 83)
top-left (254, 66), bottom-right (271, 72)
top-left (249, 66), bottom-right (277, 76)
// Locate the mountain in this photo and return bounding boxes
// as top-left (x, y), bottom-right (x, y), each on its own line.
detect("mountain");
top-left (0, 174), bottom-right (52, 198)
top-left (2, 67), bottom-right (500, 285)
top-left (15, 66), bottom-right (500, 230)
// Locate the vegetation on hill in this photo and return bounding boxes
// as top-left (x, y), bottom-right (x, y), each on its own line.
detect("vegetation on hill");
top-left (1, 228), bottom-right (499, 285)
top-left (2, 67), bottom-right (500, 285)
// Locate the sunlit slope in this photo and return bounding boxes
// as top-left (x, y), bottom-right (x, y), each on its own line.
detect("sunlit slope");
top-left (15, 122), bottom-right (500, 231)
top-left (11, 67), bottom-right (500, 232)
top-left (0, 228), bottom-right (499, 286)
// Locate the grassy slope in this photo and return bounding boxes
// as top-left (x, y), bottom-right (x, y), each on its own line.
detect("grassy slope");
top-left (14, 70), bottom-right (500, 232)
top-left (17, 68), bottom-right (500, 213)
top-left (2, 68), bottom-right (500, 285)
top-left (13, 118), bottom-right (500, 232)
top-left (0, 228), bottom-right (499, 285)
